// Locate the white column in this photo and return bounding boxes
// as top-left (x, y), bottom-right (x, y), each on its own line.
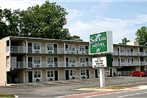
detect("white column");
top-left (99, 67), bottom-right (105, 87)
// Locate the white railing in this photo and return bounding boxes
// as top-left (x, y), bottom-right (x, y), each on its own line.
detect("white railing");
top-left (112, 61), bottom-right (140, 66)
top-left (8, 46), bottom-right (89, 55)
top-left (11, 61), bottom-right (93, 69)
top-left (10, 46), bottom-right (26, 53)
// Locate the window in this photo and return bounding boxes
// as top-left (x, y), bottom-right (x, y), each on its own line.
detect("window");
top-left (81, 69), bottom-right (86, 75)
top-left (80, 58), bottom-right (86, 63)
top-left (33, 71), bottom-right (41, 82)
top-left (47, 44), bottom-right (53, 50)
top-left (69, 58), bottom-right (76, 63)
top-left (34, 43), bottom-right (40, 50)
top-left (34, 57), bottom-right (41, 67)
top-left (80, 45), bottom-right (85, 51)
top-left (47, 58), bottom-right (54, 64)
top-left (47, 70), bottom-right (54, 77)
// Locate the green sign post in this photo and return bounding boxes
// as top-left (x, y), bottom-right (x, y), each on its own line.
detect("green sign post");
top-left (89, 31), bottom-right (113, 87)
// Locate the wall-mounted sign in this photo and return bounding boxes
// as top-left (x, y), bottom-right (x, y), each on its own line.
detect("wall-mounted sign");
top-left (89, 31), bottom-right (113, 55)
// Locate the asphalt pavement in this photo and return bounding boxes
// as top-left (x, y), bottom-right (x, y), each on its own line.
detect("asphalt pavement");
top-left (0, 76), bottom-right (147, 98)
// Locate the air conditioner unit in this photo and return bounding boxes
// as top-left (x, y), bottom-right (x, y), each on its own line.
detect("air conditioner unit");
top-left (35, 65), bottom-right (40, 68)
top-left (82, 64), bottom-right (85, 67)
top-left (48, 77), bottom-right (53, 81)
top-left (35, 78), bottom-right (40, 82)
top-left (48, 50), bottom-right (53, 54)
top-left (34, 50), bottom-right (40, 53)
top-left (48, 64), bottom-right (53, 67)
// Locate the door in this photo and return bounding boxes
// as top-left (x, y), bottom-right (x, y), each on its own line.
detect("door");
top-left (28, 43), bottom-right (32, 53)
top-left (86, 69), bottom-right (89, 79)
top-left (95, 69), bottom-right (98, 78)
top-left (66, 58), bottom-right (68, 67)
top-left (54, 58), bottom-right (58, 67)
top-left (28, 71), bottom-right (33, 83)
top-left (65, 70), bottom-right (69, 80)
top-left (55, 70), bottom-right (58, 81)
top-left (28, 57), bottom-right (32, 68)
top-left (54, 44), bottom-right (57, 53)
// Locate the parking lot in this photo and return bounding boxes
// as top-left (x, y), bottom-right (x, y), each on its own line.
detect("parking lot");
top-left (1, 76), bottom-right (147, 98)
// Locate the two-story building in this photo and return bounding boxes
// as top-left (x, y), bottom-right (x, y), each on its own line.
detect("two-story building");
top-left (0, 36), bottom-right (147, 86)
top-left (0, 36), bottom-right (97, 86)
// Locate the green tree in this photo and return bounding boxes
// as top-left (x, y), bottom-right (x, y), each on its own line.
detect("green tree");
top-left (0, 1), bottom-right (81, 40)
top-left (17, 1), bottom-right (76, 40)
top-left (121, 37), bottom-right (130, 45)
top-left (136, 26), bottom-right (147, 45)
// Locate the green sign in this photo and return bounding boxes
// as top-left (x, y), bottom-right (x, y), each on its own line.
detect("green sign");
top-left (89, 31), bottom-right (113, 55)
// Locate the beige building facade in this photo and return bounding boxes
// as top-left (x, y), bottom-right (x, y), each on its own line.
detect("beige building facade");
top-left (0, 36), bottom-right (147, 86)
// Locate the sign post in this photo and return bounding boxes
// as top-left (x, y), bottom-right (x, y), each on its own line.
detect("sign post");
top-left (89, 31), bottom-right (113, 88)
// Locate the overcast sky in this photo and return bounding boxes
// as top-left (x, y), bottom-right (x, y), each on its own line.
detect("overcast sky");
top-left (1, 0), bottom-right (147, 44)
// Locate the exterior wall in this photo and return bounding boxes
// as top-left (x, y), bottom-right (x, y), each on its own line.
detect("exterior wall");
top-left (0, 37), bottom-right (9, 86)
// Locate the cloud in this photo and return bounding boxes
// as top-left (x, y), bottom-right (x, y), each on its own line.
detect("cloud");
top-left (66, 14), bottom-right (147, 44)
top-left (0, 0), bottom-right (43, 10)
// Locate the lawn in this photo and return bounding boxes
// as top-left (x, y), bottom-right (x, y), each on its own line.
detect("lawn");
top-left (0, 94), bottom-right (15, 98)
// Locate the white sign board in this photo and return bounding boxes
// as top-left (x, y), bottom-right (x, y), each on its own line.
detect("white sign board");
top-left (92, 57), bottom-right (107, 68)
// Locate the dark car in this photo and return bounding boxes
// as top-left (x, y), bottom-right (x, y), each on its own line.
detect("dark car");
top-left (129, 71), bottom-right (147, 77)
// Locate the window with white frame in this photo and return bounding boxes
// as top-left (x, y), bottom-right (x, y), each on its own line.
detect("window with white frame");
top-left (34, 43), bottom-right (40, 50)
top-left (47, 44), bottom-right (54, 53)
top-left (47, 57), bottom-right (54, 67)
top-left (80, 58), bottom-right (86, 63)
top-left (80, 69), bottom-right (87, 79)
top-left (81, 69), bottom-right (86, 76)
top-left (33, 71), bottom-right (41, 82)
top-left (65, 44), bottom-right (75, 53)
top-left (47, 70), bottom-right (54, 81)
top-left (69, 70), bottom-right (76, 79)
top-left (79, 45), bottom-right (85, 51)
top-left (68, 58), bottom-right (76, 67)
top-left (34, 57), bottom-right (41, 67)
top-left (69, 58), bottom-right (76, 63)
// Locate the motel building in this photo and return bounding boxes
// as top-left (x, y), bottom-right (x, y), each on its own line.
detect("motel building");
top-left (0, 36), bottom-right (147, 86)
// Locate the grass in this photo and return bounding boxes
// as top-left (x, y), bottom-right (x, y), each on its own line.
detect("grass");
top-left (0, 93), bottom-right (15, 98)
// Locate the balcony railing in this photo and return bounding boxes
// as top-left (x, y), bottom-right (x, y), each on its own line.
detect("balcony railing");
top-left (113, 51), bottom-right (147, 56)
top-left (11, 61), bottom-right (92, 69)
top-left (8, 46), bottom-right (89, 55)
top-left (112, 61), bottom-right (140, 66)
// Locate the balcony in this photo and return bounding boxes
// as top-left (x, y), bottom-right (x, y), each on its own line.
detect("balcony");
top-left (113, 51), bottom-right (119, 55)
top-left (140, 61), bottom-right (147, 65)
top-left (78, 62), bottom-right (92, 67)
top-left (66, 62), bottom-right (77, 67)
top-left (11, 61), bottom-right (26, 69)
top-left (112, 61), bottom-right (140, 67)
top-left (78, 50), bottom-right (88, 55)
top-left (8, 46), bottom-right (90, 55)
top-left (9, 46), bottom-right (26, 53)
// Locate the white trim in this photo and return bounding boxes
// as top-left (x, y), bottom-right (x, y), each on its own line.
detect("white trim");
top-left (33, 70), bottom-right (42, 82)
top-left (33, 42), bottom-right (41, 53)
top-left (46, 70), bottom-right (55, 81)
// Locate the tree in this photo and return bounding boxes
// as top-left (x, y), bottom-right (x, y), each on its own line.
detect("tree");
top-left (16, 1), bottom-right (79, 40)
top-left (121, 37), bottom-right (130, 45)
top-left (0, 1), bottom-right (82, 41)
top-left (136, 26), bottom-right (147, 45)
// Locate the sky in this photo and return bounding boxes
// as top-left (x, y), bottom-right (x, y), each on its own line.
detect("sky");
top-left (0, 0), bottom-right (147, 44)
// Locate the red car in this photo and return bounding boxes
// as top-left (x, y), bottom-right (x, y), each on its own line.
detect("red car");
top-left (129, 71), bottom-right (147, 77)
